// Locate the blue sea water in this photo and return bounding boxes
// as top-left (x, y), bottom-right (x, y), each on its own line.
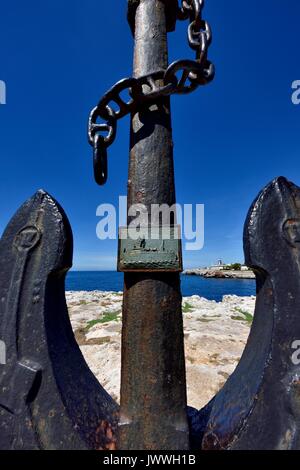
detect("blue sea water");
top-left (66, 271), bottom-right (255, 302)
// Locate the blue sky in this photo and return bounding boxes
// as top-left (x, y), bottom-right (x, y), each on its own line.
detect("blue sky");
top-left (0, 0), bottom-right (299, 270)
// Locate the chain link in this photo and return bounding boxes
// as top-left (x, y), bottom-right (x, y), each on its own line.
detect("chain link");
top-left (88, 0), bottom-right (214, 185)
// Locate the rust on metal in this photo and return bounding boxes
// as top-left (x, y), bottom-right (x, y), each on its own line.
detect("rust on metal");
top-left (188, 177), bottom-right (300, 450)
top-left (0, 191), bottom-right (119, 449)
top-left (127, 0), bottom-right (179, 35)
top-left (118, 0), bottom-right (189, 450)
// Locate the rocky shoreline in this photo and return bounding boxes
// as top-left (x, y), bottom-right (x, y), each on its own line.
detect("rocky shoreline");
top-left (67, 290), bottom-right (255, 410)
top-left (183, 268), bottom-right (255, 279)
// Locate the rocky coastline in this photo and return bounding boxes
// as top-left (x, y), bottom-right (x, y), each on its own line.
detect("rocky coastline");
top-left (183, 268), bottom-right (255, 279)
top-left (67, 290), bottom-right (255, 410)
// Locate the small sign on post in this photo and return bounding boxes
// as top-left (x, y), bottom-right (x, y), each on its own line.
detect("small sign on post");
top-left (118, 225), bottom-right (183, 272)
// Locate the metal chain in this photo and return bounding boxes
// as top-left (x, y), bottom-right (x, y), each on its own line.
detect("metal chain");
top-left (88, 0), bottom-right (214, 185)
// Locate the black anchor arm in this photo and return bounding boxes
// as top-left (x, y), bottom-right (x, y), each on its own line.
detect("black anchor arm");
top-left (189, 177), bottom-right (300, 450)
top-left (0, 190), bottom-right (118, 450)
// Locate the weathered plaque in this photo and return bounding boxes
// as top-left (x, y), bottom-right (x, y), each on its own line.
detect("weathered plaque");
top-left (118, 225), bottom-right (182, 272)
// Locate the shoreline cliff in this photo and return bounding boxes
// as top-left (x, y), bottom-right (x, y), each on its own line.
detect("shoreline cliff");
top-left (183, 269), bottom-right (255, 279)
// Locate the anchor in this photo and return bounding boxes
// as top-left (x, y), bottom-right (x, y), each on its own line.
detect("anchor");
top-left (0, 0), bottom-right (300, 450)
top-left (189, 177), bottom-right (300, 450)
top-left (0, 191), bottom-right (118, 450)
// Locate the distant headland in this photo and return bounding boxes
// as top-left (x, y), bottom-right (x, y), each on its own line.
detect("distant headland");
top-left (183, 260), bottom-right (255, 279)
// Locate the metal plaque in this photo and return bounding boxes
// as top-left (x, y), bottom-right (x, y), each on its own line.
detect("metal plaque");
top-left (118, 225), bottom-right (182, 272)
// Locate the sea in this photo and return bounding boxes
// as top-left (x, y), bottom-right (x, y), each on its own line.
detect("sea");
top-left (66, 271), bottom-right (255, 302)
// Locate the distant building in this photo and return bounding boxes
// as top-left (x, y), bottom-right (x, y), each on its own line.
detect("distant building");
top-left (240, 265), bottom-right (250, 271)
top-left (210, 259), bottom-right (225, 271)
top-left (208, 260), bottom-right (250, 272)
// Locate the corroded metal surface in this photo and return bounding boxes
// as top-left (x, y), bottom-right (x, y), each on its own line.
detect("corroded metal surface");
top-left (128, 0), bottom-right (178, 35)
top-left (189, 177), bottom-right (300, 450)
top-left (0, 190), bottom-right (118, 450)
top-left (3, 0), bottom-right (299, 453)
top-left (119, 0), bottom-right (189, 450)
top-left (89, 0), bottom-right (214, 185)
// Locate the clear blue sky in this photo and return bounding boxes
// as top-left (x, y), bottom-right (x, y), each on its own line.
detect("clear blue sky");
top-left (0, 0), bottom-right (299, 270)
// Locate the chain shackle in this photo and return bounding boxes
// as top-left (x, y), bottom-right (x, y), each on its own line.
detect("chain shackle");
top-left (88, 105), bottom-right (117, 148)
top-left (188, 20), bottom-right (211, 52)
top-left (88, 0), bottom-right (214, 185)
top-left (93, 134), bottom-right (108, 186)
top-left (178, 0), bottom-right (204, 24)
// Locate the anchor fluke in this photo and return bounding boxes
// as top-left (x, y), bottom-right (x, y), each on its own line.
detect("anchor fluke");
top-left (0, 190), bottom-right (118, 450)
